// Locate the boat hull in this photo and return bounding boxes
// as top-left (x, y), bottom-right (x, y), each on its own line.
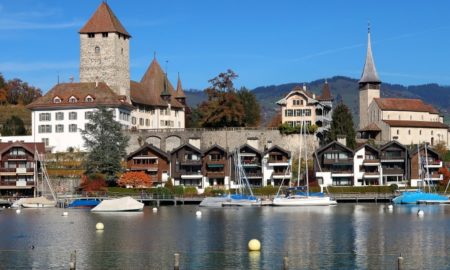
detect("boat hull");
top-left (222, 199), bottom-right (261, 207)
top-left (273, 196), bottom-right (337, 206)
top-left (199, 197), bottom-right (229, 207)
top-left (21, 203), bottom-right (56, 208)
top-left (392, 191), bottom-right (449, 204)
top-left (91, 197), bottom-right (144, 212)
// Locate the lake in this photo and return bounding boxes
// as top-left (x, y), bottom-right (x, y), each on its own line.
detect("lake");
top-left (0, 203), bottom-right (449, 269)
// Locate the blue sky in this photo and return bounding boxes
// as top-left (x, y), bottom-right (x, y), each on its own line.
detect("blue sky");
top-left (1, 0), bottom-right (450, 92)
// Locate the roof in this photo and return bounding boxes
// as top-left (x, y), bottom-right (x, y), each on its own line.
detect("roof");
top-left (359, 122), bottom-right (381, 132)
top-left (380, 140), bottom-right (407, 151)
top-left (355, 143), bottom-right (380, 154)
top-left (409, 144), bottom-right (440, 158)
top-left (264, 145), bottom-right (291, 157)
top-left (383, 120), bottom-right (448, 129)
top-left (276, 85), bottom-right (317, 105)
top-left (130, 58), bottom-right (183, 108)
top-left (359, 29), bottom-right (381, 84)
top-left (204, 144), bottom-right (227, 156)
top-left (170, 143), bottom-right (202, 155)
top-left (0, 141), bottom-right (45, 157)
top-left (79, 2), bottom-right (130, 37)
top-left (315, 141), bottom-right (354, 155)
top-left (318, 81), bottom-right (333, 101)
top-left (374, 98), bottom-right (439, 114)
top-left (26, 82), bottom-right (134, 110)
top-left (126, 143), bottom-right (169, 160)
top-left (175, 74), bottom-right (186, 99)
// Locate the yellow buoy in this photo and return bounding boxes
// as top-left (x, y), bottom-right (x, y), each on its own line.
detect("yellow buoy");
top-left (96, 222), bottom-right (104, 230)
top-left (248, 239), bottom-right (261, 251)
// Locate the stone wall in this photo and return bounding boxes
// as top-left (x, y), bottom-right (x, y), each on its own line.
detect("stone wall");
top-left (126, 128), bottom-right (318, 157)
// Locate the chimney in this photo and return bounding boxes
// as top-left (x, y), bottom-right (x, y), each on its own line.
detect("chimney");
top-left (313, 93), bottom-right (316, 99)
top-left (337, 135), bottom-right (347, 146)
top-left (95, 76), bottom-right (99, 88)
top-left (302, 84), bottom-right (306, 91)
top-left (266, 140), bottom-right (273, 149)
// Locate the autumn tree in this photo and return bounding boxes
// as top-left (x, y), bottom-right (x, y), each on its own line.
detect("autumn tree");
top-left (433, 141), bottom-right (449, 161)
top-left (79, 173), bottom-right (107, 192)
top-left (0, 73), bottom-right (7, 104)
top-left (328, 103), bottom-right (356, 149)
top-left (5, 78), bottom-right (42, 105)
top-left (198, 70), bottom-right (245, 127)
top-left (237, 87), bottom-right (261, 127)
top-left (1, 115), bottom-right (27, 136)
top-left (118, 171), bottom-right (152, 188)
top-left (81, 107), bottom-right (129, 182)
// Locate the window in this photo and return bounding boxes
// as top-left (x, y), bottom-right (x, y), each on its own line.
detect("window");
top-left (88, 33), bottom-right (95, 38)
top-left (95, 46), bottom-right (100, 54)
top-left (55, 112), bottom-right (64, 120)
top-left (53, 97), bottom-right (62, 103)
top-left (304, 109), bottom-right (311, 116)
top-left (285, 109), bottom-right (293, 117)
top-left (102, 32), bottom-right (108, 38)
top-left (420, 130), bottom-right (422, 135)
top-left (42, 138), bottom-right (49, 146)
top-left (69, 124), bottom-right (77, 133)
top-left (39, 113), bottom-right (51, 121)
top-left (131, 117), bottom-right (136, 125)
top-left (85, 111), bottom-right (93, 120)
top-left (139, 118), bottom-right (144, 126)
top-left (38, 125), bottom-right (52, 133)
top-left (69, 112), bottom-right (77, 120)
top-left (145, 119), bottom-right (150, 126)
top-left (55, 124), bottom-right (64, 133)
top-left (293, 99), bottom-right (301, 106)
top-left (69, 96), bottom-right (77, 103)
top-left (85, 96), bottom-right (94, 102)
top-left (431, 130), bottom-right (434, 135)
top-left (408, 130), bottom-right (411, 135)
top-left (397, 130), bottom-right (399, 135)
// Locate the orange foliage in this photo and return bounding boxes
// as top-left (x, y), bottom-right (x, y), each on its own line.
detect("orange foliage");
top-left (438, 167), bottom-right (450, 187)
top-left (118, 171), bottom-right (152, 188)
top-left (80, 174), bottom-right (107, 192)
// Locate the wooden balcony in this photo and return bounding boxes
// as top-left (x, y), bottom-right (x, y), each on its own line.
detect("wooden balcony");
top-left (383, 168), bottom-right (404, 175)
top-left (205, 171), bottom-right (226, 178)
top-left (4, 154), bottom-right (31, 161)
top-left (180, 159), bottom-right (202, 166)
top-left (323, 158), bottom-right (353, 165)
top-left (129, 164), bottom-right (159, 171)
top-left (0, 168), bottom-right (34, 173)
top-left (0, 180), bottom-right (35, 186)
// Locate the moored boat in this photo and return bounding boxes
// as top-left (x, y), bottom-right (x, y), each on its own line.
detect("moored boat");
top-left (68, 198), bottom-right (101, 208)
top-left (18, 196), bottom-right (56, 208)
top-left (91, 196), bottom-right (144, 212)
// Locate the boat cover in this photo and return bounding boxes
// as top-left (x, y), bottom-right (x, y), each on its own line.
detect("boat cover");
top-left (91, 196), bottom-right (144, 212)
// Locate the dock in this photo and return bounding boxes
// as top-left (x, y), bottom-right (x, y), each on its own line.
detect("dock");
top-left (417, 200), bottom-right (450, 205)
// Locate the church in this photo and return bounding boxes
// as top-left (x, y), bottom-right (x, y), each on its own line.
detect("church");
top-left (358, 27), bottom-right (449, 148)
top-left (26, 2), bottom-right (188, 152)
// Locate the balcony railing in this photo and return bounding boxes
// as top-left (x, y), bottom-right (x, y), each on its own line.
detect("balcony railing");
top-left (268, 159), bottom-right (289, 163)
top-left (180, 160), bottom-right (202, 165)
top-left (4, 154), bottom-right (31, 160)
top-left (383, 168), bottom-right (404, 175)
top-left (0, 168), bottom-right (34, 173)
top-left (206, 171), bottom-right (226, 177)
top-left (363, 159), bottom-right (380, 164)
top-left (0, 180), bottom-right (35, 186)
top-left (381, 154), bottom-right (405, 160)
top-left (324, 158), bottom-right (353, 165)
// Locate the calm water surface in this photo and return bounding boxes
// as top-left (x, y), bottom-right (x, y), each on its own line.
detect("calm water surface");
top-left (0, 203), bottom-right (449, 269)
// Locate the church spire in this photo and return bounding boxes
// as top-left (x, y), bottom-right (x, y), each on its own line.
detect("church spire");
top-left (359, 23), bottom-right (380, 84)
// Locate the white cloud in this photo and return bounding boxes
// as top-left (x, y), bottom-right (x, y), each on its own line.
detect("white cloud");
top-left (0, 19), bottom-right (82, 30)
top-left (0, 61), bottom-right (78, 72)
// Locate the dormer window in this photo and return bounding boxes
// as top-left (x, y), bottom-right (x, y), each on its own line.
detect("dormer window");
top-left (53, 96), bottom-right (62, 103)
top-left (69, 96), bottom-right (78, 103)
top-left (85, 95), bottom-right (94, 102)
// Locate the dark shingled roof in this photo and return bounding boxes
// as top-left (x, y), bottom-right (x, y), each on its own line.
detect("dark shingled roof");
top-left (130, 58), bottom-right (183, 108)
top-left (318, 80), bottom-right (332, 101)
top-left (0, 142), bottom-right (45, 156)
top-left (374, 98), bottom-right (439, 114)
top-left (175, 75), bottom-right (186, 99)
top-left (79, 2), bottom-right (131, 37)
top-left (26, 82), bottom-right (133, 110)
top-left (359, 29), bottom-right (381, 84)
top-left (359, 122), bottom-right (381, 132)
top-left (383, 120), bottom-right (448, 129)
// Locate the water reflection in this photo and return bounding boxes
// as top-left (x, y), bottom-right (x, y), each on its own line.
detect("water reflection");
top-left (0, 204), bottom-right (449, 269)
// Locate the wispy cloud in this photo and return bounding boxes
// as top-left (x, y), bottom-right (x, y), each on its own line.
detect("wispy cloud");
top-left (289, 43), bottom-right (365, 62)
top-left (0, 61), bottom-right (78, 72)
top-left (0, 19), bottom-right (82, 30)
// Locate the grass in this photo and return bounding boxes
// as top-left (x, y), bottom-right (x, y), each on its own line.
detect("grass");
top-left (0, 104), bottom-right (31, 128)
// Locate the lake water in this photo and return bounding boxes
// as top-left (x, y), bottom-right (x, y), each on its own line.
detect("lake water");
top-left (0, 203), bottom-right (449, 269)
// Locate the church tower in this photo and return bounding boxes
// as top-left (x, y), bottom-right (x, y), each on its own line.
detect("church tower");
top-left (359, 25), bottom-right (381, 129)
top-left (79, 2), bottom-right (131, 101)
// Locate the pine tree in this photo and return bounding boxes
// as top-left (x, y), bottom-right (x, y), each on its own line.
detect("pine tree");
top-left (328, 103), bottom-right (356, 149)
top-left (237, 87), bottom-right (261, 127)
top-left (1, 115), bottom-right (27, 136)
top-left (81, 107), bottom-right (129, 182)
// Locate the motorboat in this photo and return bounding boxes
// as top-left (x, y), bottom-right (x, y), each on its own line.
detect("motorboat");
top-left (68, 198), bottom-right (101, 208)
top-left (91, 196), bottom-right (144, 212)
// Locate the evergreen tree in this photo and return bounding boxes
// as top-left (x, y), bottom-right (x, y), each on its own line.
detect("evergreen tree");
top-left (237, 87), bottom-right (261, 127)
top-left (328, 103), bottom-right (356, 149)
top-left (81, 107), bottom-right (129, 182)
top-left (1, 115), bottom-right (27, 136)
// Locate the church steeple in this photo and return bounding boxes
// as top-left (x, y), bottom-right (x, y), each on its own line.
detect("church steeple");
top-left (359, 23), bottom-right (381, 85)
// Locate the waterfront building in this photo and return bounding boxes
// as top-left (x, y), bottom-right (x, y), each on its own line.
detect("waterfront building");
top-left (276, 82), bottom-right (333, 140)
top-left (379, 141), bottom-right (409, 186)
top-left (231, 144), bottom-right (263, 188)
top-left (314, 141), bottom-right (354, 187)
top-left (202, 145), bottom-right (230, 189)
top-left (25, 2), bottom-right (188, 153)
top-left (262, 145), bottom-right (291, 186)
top-left (0, 141), bottom-right (45, 196)
top-left (353, 144), bottom-right (382, 186)
top-left (125, 143), bottom-right (170, 186)
top-left (409, 145), bottom-right (443, 187)
top-left (170, 144), bottom-right (203, 188)
top-left (358, 26), bottom-right (449, 147)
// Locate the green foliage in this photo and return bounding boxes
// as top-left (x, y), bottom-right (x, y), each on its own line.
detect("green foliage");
top-left (81, 107), bottom-right (129, 182)
top-left (278, 123), bottom-right (318, 135)
top-left (327, 186), bottom-right (395, 193)
top-left (251, 186), bottom-right (279, 196)
top-left (237, 87), bottom-right (261, 127)
top-left (328, 103), bottom-right (356, 149)
top-left (187, 107), bottom-right (202, 128)
top-left (204, 187), bottom-right (227, 196)
top-left (0, 115), bottom-right (27, 136)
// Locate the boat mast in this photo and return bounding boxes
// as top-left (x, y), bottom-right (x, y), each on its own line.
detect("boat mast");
top-left (297, 120), bottom-right (302, 187)
top-left (424, 143), bottom-right (431, 193)
top-left (304, 120), bottom-right (309, 196)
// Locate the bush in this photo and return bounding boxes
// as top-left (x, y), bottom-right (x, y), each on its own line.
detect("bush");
top-left (327, 186), bottom-right (395, 193)
top-left (204, 187), bottom-right (227, 196)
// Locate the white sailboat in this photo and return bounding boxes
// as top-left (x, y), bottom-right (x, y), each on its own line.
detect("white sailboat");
top-left (273, 120), bottom-right (337, 206)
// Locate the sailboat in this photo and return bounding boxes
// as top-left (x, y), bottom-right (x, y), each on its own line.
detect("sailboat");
top-left (222, 149), bottom-right (261, 206)
top-left (393, 144), bottom-right (449, 204)
top-left (272, 120), bottom-right (337, 206)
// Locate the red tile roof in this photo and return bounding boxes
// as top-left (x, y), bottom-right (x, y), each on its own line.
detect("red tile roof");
top-left (359, 122), bottom-right (381, 131)
top-left (383, 120), bottom-right (448, 128)
top-left (175, 75), bottom-right (186, 99)
top-left (26, 82), bottom-right (133, 110)
top-left (79, 2), bottom-right (130, 37)
top-left (374, 98), bottom-right (439, 114)
top-left (130, 58), bottom-right (183, 108)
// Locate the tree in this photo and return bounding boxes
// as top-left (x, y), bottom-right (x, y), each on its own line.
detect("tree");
top-left (118, 171), bottom-right (152, 188)
top-left (0, 115), bottom-right (27, 136)
top-left (5, 78), bottom-right (42, 105)
top-left (198, 70), bottom-right (245, 128)
top-left (237, 87), bottom-right (261, 127)
top-left (79, 173), bottom-right (107, 192)
top-left (433, 141), bottom-right (448, 160)
top-left (328, 103), bottom-right (356, 149)
top-left (81, 107), bottom-right (129, 182)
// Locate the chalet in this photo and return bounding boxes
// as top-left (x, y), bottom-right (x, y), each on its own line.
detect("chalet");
top-left (231, 144), bottom-right (263, 188)
top-left (263, 145), bottom-right (291, 186)
top-left (202, 145), bottom-right (229, 189)
top-left (171, 144), bottom-right (203, 188)
top-left (353, 144), bottom-right (382, 186)
top-left (379, 141), bottom-right (409, 186)
top-left (409, 145), bottom-right (443, 187)
top-left (314, 141), bottom-right (354, 187)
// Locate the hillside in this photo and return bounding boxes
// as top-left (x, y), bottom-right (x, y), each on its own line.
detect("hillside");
top-left (185, 76), bottom-right (450, 126)
top-left (0, 105), bottom-right (32, 131)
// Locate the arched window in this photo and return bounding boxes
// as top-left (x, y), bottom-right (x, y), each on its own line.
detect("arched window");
top-left (431, 130), bottom-right (434, 135)
top-left (95, 46), bottom-right (100, 54)
top-left (69, 96), bottom-right (77, 103)
top-left (85, 95), bottom-right (94, 102)
top-left (53, 96), bottom-right (62, 103)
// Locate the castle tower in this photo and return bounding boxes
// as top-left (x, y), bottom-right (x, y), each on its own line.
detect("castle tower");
top-left (175, 73), bottom-right (187, 106)
top-left (79, 2), bottom-right (131, 101)
top-left (359, 24), bottom-right (381, 129)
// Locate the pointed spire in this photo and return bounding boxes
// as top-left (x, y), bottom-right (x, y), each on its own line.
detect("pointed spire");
top-left (320, 79), bottom-right (332, 100)
top-left (161, 76), bottom-right (171, 98)
top-left (175, 73), bottom-right (186, 99)
top-left (359, 22), bottom-right (380, 84)
top-left (79, 2), bottom-right (131, 37)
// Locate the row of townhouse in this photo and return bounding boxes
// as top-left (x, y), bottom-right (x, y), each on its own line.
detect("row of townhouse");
top-left (314, 141), bottom-right (444, 188)
top-left (126, 143), bottom-right (292, 191)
